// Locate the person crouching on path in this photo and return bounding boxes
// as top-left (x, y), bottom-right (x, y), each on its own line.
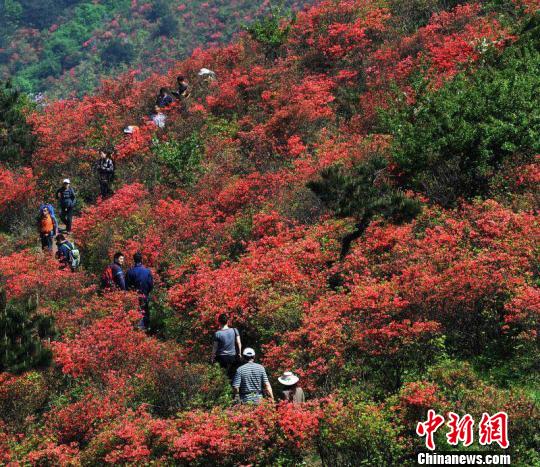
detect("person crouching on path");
top-left (278, 371), bottom-right (305, 404)
top-left (55, 234), bottom-right (74, 271)
top-left (126, 252), bottom-right (154, 330)
top-left (211, 313), bottom-right (241, 380)
top-left (55, 179), bottom-right (76, 234)
top-left (96, 148), bottom-right (115, 199)
top-left (232, 348), bottom-right (274, 404)
top-left (37, 205), bottom-right (57, 252)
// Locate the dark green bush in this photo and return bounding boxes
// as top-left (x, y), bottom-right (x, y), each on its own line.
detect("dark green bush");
top-left (380, 29), bottom-right (540, 206)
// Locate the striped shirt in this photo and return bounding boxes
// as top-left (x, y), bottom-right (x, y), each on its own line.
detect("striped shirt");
top-left (232, 362), bottom-right (269, 403)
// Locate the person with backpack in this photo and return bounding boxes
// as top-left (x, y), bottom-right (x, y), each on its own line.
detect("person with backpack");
top-left (55, 234), bottom-right (80, 272)
top-left (232, 348), bottom-right (274, 405)
top-left (37, 204), bottom-right (58, 252)
top-left (126, 252), bottom-right (154, 330)
top-left (278, 371), bottom-right (305, 405)
top-left (96, 148), bottom-right (115, 199)
top-left (101, 252), bottom-right (126, 290)
top-left (55, 179), bottom-right (76, 234)
top-left (211, 313), bottom-right (242, 380)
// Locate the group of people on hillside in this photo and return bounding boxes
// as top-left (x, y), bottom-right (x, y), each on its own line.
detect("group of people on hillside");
top-left (150, 69), bottom-right (216, 128)
top-left (212, 313), bottom-right (305, 405)
top-left (35, 67), bottom-right (306, 397)
top-left (38, 179), bottom-right (80, 270)
top-left (102, 251), bottom-right (154, 330)
top-left (38, 148), bottom-right (116, 255)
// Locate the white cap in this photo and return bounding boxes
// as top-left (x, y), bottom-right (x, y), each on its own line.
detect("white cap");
top-left (198, 68), bottom-right (214, 75)
top-left (63, 178), bottom-right (70, 184)
top-left (242, 347), bottom-right (255, 357)
top-left (278, 371), bottom-right (299, 386)
top-left (124, 125), bottom-right (136, 134)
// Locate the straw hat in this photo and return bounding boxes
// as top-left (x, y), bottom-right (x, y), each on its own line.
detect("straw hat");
top-left (278, 371), bottom-right (299, 386)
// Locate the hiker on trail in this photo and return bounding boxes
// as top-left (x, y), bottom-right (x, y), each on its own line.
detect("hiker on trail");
top-left (126, 252), bottom-right (154, 330)
top-left (151, 106), bottom-right (167, 128)
top-left (55, 179), bottom-right (76, 234)
top-left (101, 252), bottom-right (126, 290)
top-left (171, 75), bottom-right (190, 99)
top-left (96, 148), bottom-right (115, 199)
top-left (198, 68), bottom-right (216, 82)
top-left (156, 87), bottom-right (174, 108)
top-left (211, 313), bottom-right (242, 380)
top-left (278, 371), bottom-right (305, 404)
top-left (55, 234), bottom-right (80, 272)
top-left (37, 205), bottom-right (58, 252)
top-left (232, 348), bottom-right (274, 404)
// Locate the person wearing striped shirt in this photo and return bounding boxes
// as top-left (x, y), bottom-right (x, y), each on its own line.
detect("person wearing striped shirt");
top-left (232, 348), bottom-right (274, 404)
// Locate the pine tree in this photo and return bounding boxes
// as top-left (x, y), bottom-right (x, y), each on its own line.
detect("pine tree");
top-left (0, 285), bottom-right (55, 374)
top-left (0, 80), bottom-right (37, 168)
top-left (308, 155), bottom-right (421, 259)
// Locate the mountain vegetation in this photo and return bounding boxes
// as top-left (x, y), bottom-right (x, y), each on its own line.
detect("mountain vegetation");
top-left (0, 0), bottom-right (538, 464)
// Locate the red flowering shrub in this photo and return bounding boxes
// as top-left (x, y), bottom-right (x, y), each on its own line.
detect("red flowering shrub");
top-left (0, 249), bottom-right (90, 301)
top-left (0, 166), bottom-right (36, 214)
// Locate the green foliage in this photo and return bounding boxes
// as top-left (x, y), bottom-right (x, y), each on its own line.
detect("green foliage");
top-left (308, 155), bottom-right (422, 225)
top-left (0, 80), bottom-right (37, 167)
top-left (246, 4), bottom-right (291, 60)
top-left (100, 39), bottom-right (135, 67)
top-left (152, 133), bottom-right (204, 186)
top-left (380, 30), bottom-right (540, 206)
top-left (133, 363), bottom-right (232, 417)
top-left (318, 396), bottom-right (406, 466)
top-left (0, 287), bottom-right (56, 374)
top-left (155, 15), bottom-right (179, 38)
top-left (0, 371), bottom-right (49, 427)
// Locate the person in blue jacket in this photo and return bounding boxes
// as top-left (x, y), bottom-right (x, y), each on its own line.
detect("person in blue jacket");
top-left (126, 252), bottom-right (154, 330)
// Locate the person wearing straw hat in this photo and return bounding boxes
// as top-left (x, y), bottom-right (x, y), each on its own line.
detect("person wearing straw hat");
top-left (232, 347), bottom-right (274, 404)
top-left (278, 371), bottom-right (305, 404)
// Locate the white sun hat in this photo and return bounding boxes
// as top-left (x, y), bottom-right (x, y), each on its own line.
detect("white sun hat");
top-left (278, 371), bottom-right (299, 386)
top-left (242, 347), bottom-right (256, 357)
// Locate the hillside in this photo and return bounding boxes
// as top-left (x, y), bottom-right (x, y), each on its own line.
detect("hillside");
top-left (0, 0), bottom-right (307, 98)
top-left (0, 0), bottom-right (539, 464)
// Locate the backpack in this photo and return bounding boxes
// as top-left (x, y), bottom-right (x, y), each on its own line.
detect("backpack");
top-left (64, 242), bottom-right (81, 270)
top-left (101, 265), bottom-right (115, 289)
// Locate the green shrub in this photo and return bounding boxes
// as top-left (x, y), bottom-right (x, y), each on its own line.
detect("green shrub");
top-left (380, 29), bottom-right (540, 206)
top-left (0, 288), bottom-right (56, 374)
top-left (246, 5), bottom-right (291, 60)
top-left (133, 363), bottom-right (232, 417)
top-left (317, 397), bottom-right (406, 466)
top-left (152, 133), bottom-right (204, 187)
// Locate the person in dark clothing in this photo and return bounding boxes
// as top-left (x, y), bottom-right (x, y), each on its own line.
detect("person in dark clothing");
top-left (212, 313), bottom-right (242, 380)
top-left (171, 75), bottom-right (190, 98)
top-left (126, 252), bottom-right (154, 329)
top-left (37, 205), bottom-right (58, 252)
top-left (55, 234), bottom-right (74, 270)
top-left (96, 149), bottom-right (115, 199)
top-left (55, 179), bottom-right (76, 234)
top-left (102, 252), bottom-right (126, 290)
top-left (156, 87), bottom-right (174, 108)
